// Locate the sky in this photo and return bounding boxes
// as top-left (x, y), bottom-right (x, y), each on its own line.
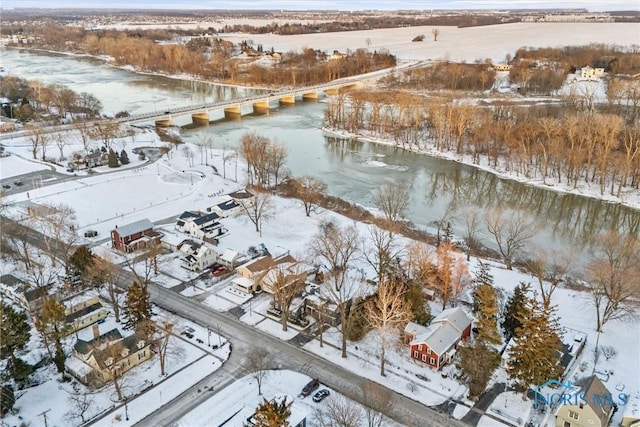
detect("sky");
top-left (6, 0), bottom-right (640, 11)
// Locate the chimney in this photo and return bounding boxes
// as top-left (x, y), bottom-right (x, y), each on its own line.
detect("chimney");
top-left (92, 324), bottom-right (100, 339)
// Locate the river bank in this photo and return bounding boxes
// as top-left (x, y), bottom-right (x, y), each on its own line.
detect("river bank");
top-left (322, 127), bottom-right (640, 213)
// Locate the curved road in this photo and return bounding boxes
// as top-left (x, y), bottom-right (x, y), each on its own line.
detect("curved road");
top-left (136, 282), bottom-right (464, 427)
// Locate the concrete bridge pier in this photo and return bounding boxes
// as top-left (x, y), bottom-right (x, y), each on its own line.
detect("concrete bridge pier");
top-left (302, 92), bottom-right (319, 102)
top-left (279, 95), bottom-right (296, 106)
top-left (155, 118), bottom-right (173, 127)
top-left (252, 100), bottom-right (270, 115)
top-left (223, 105), bottom-right (242, 120)
top-left (191, 111), bottom-right (210, 127)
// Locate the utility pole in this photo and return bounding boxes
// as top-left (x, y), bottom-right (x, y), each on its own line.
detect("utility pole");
top-left (38, 409), bottom-right (51, 427)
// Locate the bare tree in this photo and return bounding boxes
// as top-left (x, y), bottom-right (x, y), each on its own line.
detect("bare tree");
top-left (238, 190), bottom-right (274, 235)
top-left (90, 122), bottom-right (120, 149)
top-left (485, 208), bottom-right (537, 270)
top-left (246, 347), bottom-right (272, 395)
top-left (65, 391), bottom-right (95, 425)
top-left (524, 247), bottom-right (573, 308)
top-left (53, 129), bottom-right (69, 161)
top-left (462, 208), bottom-right (482, 261)
top-left (293, 176), bottom-right (327, 217)
top-left (25, 124), bottom-right (49, 160)
top-left (265, 263), bottom-right (307, 332)
top-left (585, 231), bottom-right (640, 332)
top-left (308, 222), bottom-right (361, 358)
top-left (364, 277), bottom-right (412, 376)
top-left (314, 394), bottom-right (362, 427)
top-left (363, 225), bottom-right (403, 285)
top-left (432, 28), bottom-right (440, 41)
top-left (431, 242), bottom-right (471, 309)
top-left (89, 254), bottom-right (124, 323)
top-left (600, 345), bottom-right (617, 361)
top-left (372, 181), bottom-right (410, 224)
top-left (155, 320), bottom-right (174, 376)
top-left (360, 381), bottom-right (392, 427)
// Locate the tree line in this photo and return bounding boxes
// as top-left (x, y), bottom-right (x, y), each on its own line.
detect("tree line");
top-left (12, 24), bottom-right (395, 86)
top-left (325, 90), bottom-right (640, 197)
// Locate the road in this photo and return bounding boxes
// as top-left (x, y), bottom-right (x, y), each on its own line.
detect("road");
top-left (1, 215), bottom-right (464, 427)
top-left (137, 282), bottom-right (464, 427)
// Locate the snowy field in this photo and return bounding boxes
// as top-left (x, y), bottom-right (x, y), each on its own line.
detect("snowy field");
top-left (95, 22), bottom-right (640, 64)
top-left (221, 22), bottom-right (639, 63)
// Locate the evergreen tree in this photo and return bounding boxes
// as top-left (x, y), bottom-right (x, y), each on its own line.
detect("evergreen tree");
top-left (37, 299), bottom-right (67, 374)
top-left (474, 284), bottom-right (502, 346)
top-left (123, 282), bottom-right (154, 336)
top-left (501, 282), bottom-right (531, 341)
top-left (472, 260), bottom-right (494, 313)
top-left (107, 148), bottom-right (119, 168)
top-left (0, 385), bottom-right (15, 416)
top-left (457, 341), bottom-right (500, 400)
top-left (0, 303), bottom-right (32, 382)
top-left (247, 397), bottom-right (292, 427)
top-left (474, 260), bottom-right (494, 288)
top-left (405, 282), bottom-right (432, 325)
top-left (69, 245), bottom-right (95, 277)
top-left (507, 294), bottom-right (564, 392)
top-left (443, 222), bottom-right (453, 243)
top-left (120, 149), bottom-right (130, 165)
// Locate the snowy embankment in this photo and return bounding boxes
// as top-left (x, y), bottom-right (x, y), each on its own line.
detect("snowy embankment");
top-left (322, 127), bottom-right (640, 212)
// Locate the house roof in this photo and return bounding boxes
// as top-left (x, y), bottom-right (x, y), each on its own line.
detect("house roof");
top-left (216, 200), bottom-right (239, 211)
top-left (65, 302), bottom-right (104, 323)
top-left (228, 189), bottom-right (254, 199)
top-left (432, 307), bottom-right (472, 333)
top-left (239, 256), bottom-right (276, 274)
top-left (193, 212), bottom-right (220, 226)
top-left (178, 211), bottom-right (200, 220)
top-left (74, 328), bottom-right (123, 354)
top-left (404, 321), bottom-right (430, 336)
top-left (413, 322), bottom-right (463, 356)
top-left (23, 285), bottom-right (53, 302)
top-left (578, 375), bottom-right (614, 427)
top-left (114, 218), bottom-right (154, 237)
top-left (220, 249), bottom-right (240, 263)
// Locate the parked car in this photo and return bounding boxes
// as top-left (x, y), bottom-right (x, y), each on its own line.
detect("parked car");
top-left (301, 379), bottom-right (320, 397)
top-left (312, 389), bottom-right (330, 403)
top-left (211, 265), bottom-right (229, 276)
top-left (84, 230), bottom-right (98, 238)
top-left (2, 184), bottom-right (10, 189)
top-left (13, 180), bottom-right (23, 186)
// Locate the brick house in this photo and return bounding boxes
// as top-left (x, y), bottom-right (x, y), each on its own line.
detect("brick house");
top-left (407, 307), bottom-right (472, 370)
top-left (111, 218), bottom-right (161, 253)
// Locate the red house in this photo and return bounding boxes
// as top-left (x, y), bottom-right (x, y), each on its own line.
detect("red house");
top-left (110, 218), bottom-right (160, 253)
top-left (407, 307), bottom-right (472, 370)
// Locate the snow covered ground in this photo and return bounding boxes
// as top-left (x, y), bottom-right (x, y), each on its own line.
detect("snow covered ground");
top-left (2, 29), bottom-right (639, 423)
top-left (97, 22), bottom-right (640, 64)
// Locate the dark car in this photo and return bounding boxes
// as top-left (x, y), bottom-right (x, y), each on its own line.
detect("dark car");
top-left (312, 389), bottom-right (330, 403)
top-left (84, 230), bottom-right (98, 238)
top-left (301, 379), bottom-right (320, 397)
top-left (2, 184), bottom-right (10, 189)
top-left (13, 180), bottom-right (23, 186)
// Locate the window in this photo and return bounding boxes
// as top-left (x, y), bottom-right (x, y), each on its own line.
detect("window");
top-left (418, 344), bottom-right (422, 351)
top-left (569, 411), bottom-right (579, 420)
top-left (563, 422), bottom-right (571, 427)
top-left (579, 403), bottom-right (584, 409)
top-left (427, 348), bottom-right (432, 354)
top-left (413, 351), bottom-right (418, 358)
top-left (422, 354), bottom-right (427, 362)
top-left (430, 357), bottom-right (435, 365)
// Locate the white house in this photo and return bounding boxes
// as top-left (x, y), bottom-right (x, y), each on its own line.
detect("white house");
top-left (175, 211), bottom-right (228, 243)
top-left (207, 200), bottom-right (242, 218)
top-left (579, 66), bottom-right (605, 80)
top-left (180, 240), bottom-right (218, 272)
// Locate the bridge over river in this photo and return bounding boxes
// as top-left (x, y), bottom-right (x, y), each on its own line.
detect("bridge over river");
top-left (118, 61), bottom-right (424, 127)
